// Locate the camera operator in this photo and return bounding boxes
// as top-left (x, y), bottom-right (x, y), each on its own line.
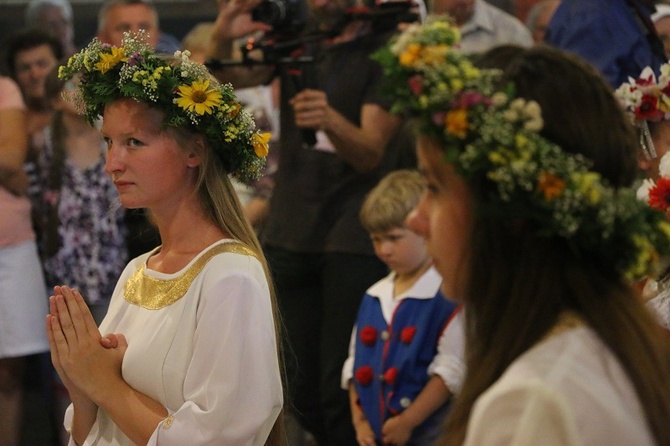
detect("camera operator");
top-left (207, 0), bottom-right (416, 444)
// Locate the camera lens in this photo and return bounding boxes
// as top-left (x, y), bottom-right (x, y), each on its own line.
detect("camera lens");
top-left (252, 0), bottom-right (287, 26)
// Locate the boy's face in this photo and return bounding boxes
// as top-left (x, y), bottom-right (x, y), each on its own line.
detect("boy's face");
top-left (370, 226), bottom-right (429, 276)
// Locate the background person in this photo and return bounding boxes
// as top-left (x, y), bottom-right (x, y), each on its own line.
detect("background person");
top-left (96, 0), bottom-right (181, 54)
top-left (48, 33), bottom-right (284, 445)
top-left (652, 2), bottom-right (670, 58)
top-left (342, 169), bottom-right (462, 446)
top-left (616, 63), bottom-right (670, 331)
top-left (544, 0), bottom-right (666, 88)
top-left (429, 0), bottom-right (533, 53)
top-left (24, 0), bottom-right (77, 57)
top-left (524, 0), bottom-right (560, 43)
top-left (0, 75), bottom-right (50, 446)
top-left (4, 29), bottom-right (63, 158)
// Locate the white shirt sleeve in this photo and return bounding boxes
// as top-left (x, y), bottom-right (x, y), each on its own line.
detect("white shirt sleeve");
top-left (146, 262), bottom-right (283, 445)
top-left (462, 379), bottom-right (581, 446)
top-left (341, 324), bottom-right (357, 389)
top-left (428, 308), bottom-right (466, 394)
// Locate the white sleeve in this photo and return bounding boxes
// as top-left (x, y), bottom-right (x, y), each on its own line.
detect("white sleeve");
top-left (147, 258), bottom-right (283, 446)
top-left (341, 325), bottom-right (358, 389)
top-left (463, 379), bottom-right (580, 446)
top-left (427, 308), bottom-right (465, 394)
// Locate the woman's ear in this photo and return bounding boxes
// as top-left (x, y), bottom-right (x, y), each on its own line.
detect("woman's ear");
top-left (186, 134), bottom-right (206, 168)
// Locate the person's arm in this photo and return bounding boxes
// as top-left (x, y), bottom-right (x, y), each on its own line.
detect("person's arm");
top-left (207, 0), bottom-right (275, 88)
top-left (0, 107), bottom-right (29, 195)
top-left (290, 89), bottom-right (402, 172)
top-left (381, 375), bottom-right (452, 445)
top-left (349, 383), bottom-right (376, 446)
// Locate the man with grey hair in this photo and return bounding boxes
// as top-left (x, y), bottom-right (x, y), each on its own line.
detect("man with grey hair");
top-left (96, 0), bottom-right (180, 54)
top-left (24, 0), bottom-right (76, 57)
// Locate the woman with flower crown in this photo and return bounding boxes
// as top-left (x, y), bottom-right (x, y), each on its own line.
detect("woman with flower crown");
top-left (616, 64), bottom-right (670, 332)
top-left (374, 19), bottom-right (670, 446)
top-left (44, 33), bottom-right (284, 446)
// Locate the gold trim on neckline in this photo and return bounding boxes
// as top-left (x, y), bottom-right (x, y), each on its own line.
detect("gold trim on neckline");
top-left (123, 242), bottom-right (257, 309)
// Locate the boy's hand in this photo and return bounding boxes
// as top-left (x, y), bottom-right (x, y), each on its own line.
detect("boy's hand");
top-left (353, 417), bottom-right (376, 446)
top-left (382, 414), bottom-right (413, 445)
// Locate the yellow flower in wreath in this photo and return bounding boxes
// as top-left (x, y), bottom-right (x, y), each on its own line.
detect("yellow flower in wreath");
top-left (96, 47), bottom-right (127, 73)
top-left (445, 108), bottom-right (468, 139)
top-left (176, 79), bottom-right (223, 115)
top-left (252, 132), bottom-right (271, 157)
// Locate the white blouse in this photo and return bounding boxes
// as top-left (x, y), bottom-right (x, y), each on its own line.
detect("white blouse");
top-left (463, 326), bottom-right (654, 446)
top-left (65, 240), bottom-right (283, 445)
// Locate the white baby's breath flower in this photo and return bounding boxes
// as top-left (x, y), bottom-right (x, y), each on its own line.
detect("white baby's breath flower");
top-left (524, 116), bottom-right (543, 132)
top-left (523, 101), bottom-right (541, 120)
top-left (509, 98), bottom-right (525, 112)
top-left (491, 92), bottom-right (507, 107)
top-left (503, 108), bottom-right (518, 122)
top-left (637, 178), bottom-right (656, 201)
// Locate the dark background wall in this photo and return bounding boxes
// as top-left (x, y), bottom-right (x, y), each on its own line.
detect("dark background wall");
top-left (0, 0), bottom-right (219, 50)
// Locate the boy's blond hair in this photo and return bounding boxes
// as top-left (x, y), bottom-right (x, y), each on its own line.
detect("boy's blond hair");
top-left (360, 169), bottom-right (424, 233)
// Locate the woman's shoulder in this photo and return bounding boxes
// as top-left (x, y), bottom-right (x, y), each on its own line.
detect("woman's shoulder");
top-left (497, 326), bottom-right (617, 389)
top-left (199, 240), bottom-right (266, 281)
top-left (469, 326), bottom-right (652, 445)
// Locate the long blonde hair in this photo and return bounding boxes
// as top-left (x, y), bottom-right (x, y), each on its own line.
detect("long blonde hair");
top-left (175, 127), bottom-right (287, 446)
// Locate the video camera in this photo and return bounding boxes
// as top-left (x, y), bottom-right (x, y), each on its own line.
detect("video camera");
top-left (245, 0), bottom-right (419, 63)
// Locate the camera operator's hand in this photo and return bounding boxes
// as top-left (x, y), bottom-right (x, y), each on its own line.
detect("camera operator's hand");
top-left (290, 89), bottom-right (331, 131)
top-left (213, 0), bottom-right (272, 43)
top-left (290, 88), bottom-right (401, 173)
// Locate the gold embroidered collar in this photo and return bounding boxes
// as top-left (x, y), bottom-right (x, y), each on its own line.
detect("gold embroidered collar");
top-left (123, 241), bottom-right (257, 309)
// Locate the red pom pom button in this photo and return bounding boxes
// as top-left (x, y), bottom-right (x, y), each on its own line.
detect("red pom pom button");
top-left (359, 326), bottom-right (377, 346)
top-left (400, 326), bottom-right (417, 344)
top-left (383, 367), bottom-right (398, 385)
top-left (355, 366), bottom-right (374, 386)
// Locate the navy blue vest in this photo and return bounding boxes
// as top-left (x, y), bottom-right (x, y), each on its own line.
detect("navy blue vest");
top-left (353, 290), bottom-right (458, 440)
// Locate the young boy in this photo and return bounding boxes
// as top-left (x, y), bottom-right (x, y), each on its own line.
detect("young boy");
top-left (341, 169), bottom-right (464, 446)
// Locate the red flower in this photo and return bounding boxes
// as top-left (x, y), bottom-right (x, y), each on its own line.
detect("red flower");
top-left (636, 95), bottom-right (664, 121)
top-left (400, 326), bottom-right (417, 344)
top-left (355, 366), bottom-right (374, 386)
top-left (649, 177), bottom-right (670, 212)
top-left (383, 367), bottom-right (398, 385)
top-left (359, 326), bottom-right (377, 346)
top-left (408, 75), bottom-right (424, 96)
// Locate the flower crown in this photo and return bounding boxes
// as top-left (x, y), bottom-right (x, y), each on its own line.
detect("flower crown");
top-left (58, 32), bottom-right (270, 182)
top-left (374, 18), bottom-right (670, 281)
